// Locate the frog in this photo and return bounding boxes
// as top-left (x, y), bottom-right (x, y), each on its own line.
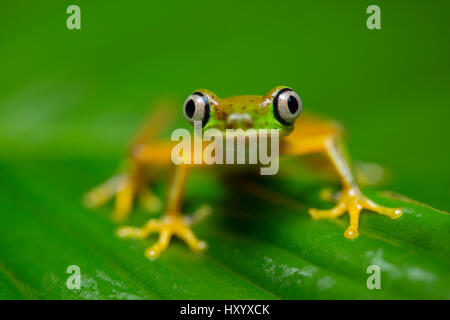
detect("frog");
top-left (84, 86), bottom-right (403, 259)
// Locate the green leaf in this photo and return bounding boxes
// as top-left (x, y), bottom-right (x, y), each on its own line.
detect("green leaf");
top-left (0, 157), bottom-right (448, 299)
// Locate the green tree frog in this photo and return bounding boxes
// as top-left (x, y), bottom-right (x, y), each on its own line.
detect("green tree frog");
top-left (85, 87), bottom-right (403, 259)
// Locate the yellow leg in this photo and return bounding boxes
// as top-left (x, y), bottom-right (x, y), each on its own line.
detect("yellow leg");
top-left (84, 100), bottom-right (175, 220)
top-left (117, 164), bottom-right (207, 259)
top-left (84, 173), bottom-right (129, 208)
top-left (283, 133), bottom-right (403, 239)
top-left (84, 162), bottom-right (162, 221)
top-left (113, 178), bottom-right (136, 221)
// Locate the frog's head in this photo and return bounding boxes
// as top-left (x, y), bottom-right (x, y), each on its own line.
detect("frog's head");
top-left (182, 86), bottom-right (302, 137)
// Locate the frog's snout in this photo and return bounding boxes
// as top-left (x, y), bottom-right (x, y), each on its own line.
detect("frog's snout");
top-left (226, 113), bottom-right (253, 129)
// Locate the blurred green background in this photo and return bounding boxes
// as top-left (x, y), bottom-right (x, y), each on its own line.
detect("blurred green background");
top-left (1, 0), bottom-right (449, 209)
top-left (0, 0), bottom-right (449, 300)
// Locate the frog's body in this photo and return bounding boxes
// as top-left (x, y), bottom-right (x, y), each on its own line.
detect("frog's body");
top-left (85, 87), bottom-right (403, 259)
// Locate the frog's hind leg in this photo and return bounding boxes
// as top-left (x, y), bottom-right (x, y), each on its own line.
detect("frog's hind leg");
top-left (84, 98), bottom-right (176, 220)
top-left (84, 173), bottom-right (128, 210)
top-left (112, 174), bottom-right (138, 222)
top-left (84, 171), bottom-right (136, 221)
top-left (84, 164), bottom-right (161, 221)
top-left (282, 115), bottom-right (403, 238)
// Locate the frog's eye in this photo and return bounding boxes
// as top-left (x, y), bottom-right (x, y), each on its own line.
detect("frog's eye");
top-left (183, 92), bottom-right (210, 127)
top-left (273, 88), bottom-right (302, 125)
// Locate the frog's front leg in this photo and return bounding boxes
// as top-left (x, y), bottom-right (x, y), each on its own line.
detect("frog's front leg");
top-left (282, 133), bottom-right (403, 239)
top-left (117, 164), bottom-right (207, 259)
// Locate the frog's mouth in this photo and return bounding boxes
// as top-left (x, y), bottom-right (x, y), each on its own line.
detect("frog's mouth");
top-left (202, 129), bottom-right (286, 140)
top-left (226, 113), bottom-right (253, 130)
top-left (201, 112), bottom-right (294, 138)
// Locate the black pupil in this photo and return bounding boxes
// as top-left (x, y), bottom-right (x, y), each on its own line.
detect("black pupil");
top-left (287, 95), bottom-right (298, 114)
top-left (185, 99), bottom-right (196, 118)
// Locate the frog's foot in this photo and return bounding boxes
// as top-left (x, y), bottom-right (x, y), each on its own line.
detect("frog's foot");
top-left (84, 173), bottom-right (127, 209)
top-left (117, 214), bottom-right (207, 259)
top-left (84, 173), bottom-right (160, 222)
top-left (309, 187), bottom-right (403, 239)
